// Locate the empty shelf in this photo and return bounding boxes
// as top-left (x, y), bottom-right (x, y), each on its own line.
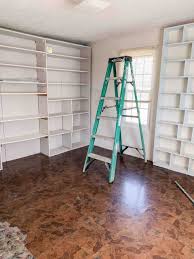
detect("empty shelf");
top-left (0, 63), bottom-right (46, 70)
top-left (49, 129), bottom-right (71, 136)
top-left (73, 126), bottom-right (88, 132)
top-left (72, 142), bottom-right (87, 149)
top-left (49, 111), bottom-right (89, 118)
top-left (47, 53), bottom-right (88, 60)
top-left (0, 132), bottom-right (48, 145)
top-left (0, 44), bottom-right (45, 55)
top-left (0, 79), bottom-right (46, 85)
top-left (48, 97), bottom-right (88, 102)
top-left (0, 114), bottom-right (48, 122)
top-left (48, 82), bottom-right (88, 86)
top-left (47, 67), bottom-right (88, 73)
top-left (50, 146), bottom-right (70, 157)
top-left (73, 111), bottom-right (89, 115)
top-left (49, 113), bottom-right (73, 118)
top-left (0, 92), bottom-right (47, 95)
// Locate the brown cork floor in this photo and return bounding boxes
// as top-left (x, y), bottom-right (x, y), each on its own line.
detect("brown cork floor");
top-left (0, 147), bottom-right (193, 259)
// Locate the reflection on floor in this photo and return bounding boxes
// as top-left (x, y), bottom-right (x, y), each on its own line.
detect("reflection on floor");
top-left (0, 147), bottom-right (193, 259)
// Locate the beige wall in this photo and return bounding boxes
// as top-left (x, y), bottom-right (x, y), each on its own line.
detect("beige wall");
top-left (91, 28), bottom-right (163, 161)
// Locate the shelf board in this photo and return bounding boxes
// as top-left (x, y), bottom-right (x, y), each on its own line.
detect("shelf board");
top-left (0, 132), bottom-right (48, 145)
top-left (73, 111), bottom-right (89, 115)
top-left (163, 58), bottom-right (186, 62)
top-left (0, 63), bottom-right (46, 70)
top-left (50, 146), bottom-right (70, 157)
top-left (47, 67), bottom-right (88, 73)
top-left (156, 146), bottom-right (194, 161)
top-left (45, 37), bottom-right (90, 49)
top-left (49, 112), bottom-right (72, 118)
top-left (158, 134), bottom-right (193, 144)
top-left (0, 44), bottom-right (45, 55)
top-left (159, 106), bottom-right (180, 110)
top-left (158, 120), bottom-right (194, 127)
top-left (49, 129), bottom-right (71, 136)
top-left (71, 141), bottom-right (87, 150)
top-left (171, 164), bottom-right (188, 174)
top-left (166, 40), bottom-right (194, 47)
top-left (156, 146), bottom-right (177, 154)
top-left (158, 120), bottom-right (181, 125)
top-left (48, 97), bottom-right (88, 102)
top-left (0, 92), bottom-right (47, 95)
top-left (160, 92), bottom-right (183, 95)
top-left (73, 126), bottom-right (88, 132)
top-left (48, 82), bottom-right (88, 86)
top-left (0, 114), bottom-right (48, 122)
top-left (0, 80), bottom-right (46, 85)
top-left (47, 52), bottom-right (88, 60)
top-left (161, 76), bottom-right (187, 79)
top-left (155, 160), bottom-right (170, 169)
top-left (49, 111), bottom-right (89, 118)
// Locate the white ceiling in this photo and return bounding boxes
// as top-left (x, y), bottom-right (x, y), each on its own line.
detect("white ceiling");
top-left (0, 0), bottom-right (194, 44)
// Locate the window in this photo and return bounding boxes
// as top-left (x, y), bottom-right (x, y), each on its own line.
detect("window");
top-left (120, 48), bottom-right (154, 125)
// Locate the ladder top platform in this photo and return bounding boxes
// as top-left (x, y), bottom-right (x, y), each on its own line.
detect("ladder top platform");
top-left (109, 56), bottom-right (132, 63)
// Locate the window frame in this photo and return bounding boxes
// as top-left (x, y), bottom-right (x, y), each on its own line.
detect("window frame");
top-left (119, 47), bottom-right (156, 127)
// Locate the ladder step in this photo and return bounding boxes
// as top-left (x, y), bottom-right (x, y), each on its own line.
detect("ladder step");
top-left (93, 134), bottom-right (114, 140)
top-left (97, 115), bottom-right (117, 120)
top-left (122, 115), bottom-right (139, 118)
top-left (106, 77), bottom-right (122, 81)
top-left (124, 100), bottom-right (150, 103)
top-left (101, 97), bottom-right (120, 100)
top-left (88, 153), bottom-right (111, 164)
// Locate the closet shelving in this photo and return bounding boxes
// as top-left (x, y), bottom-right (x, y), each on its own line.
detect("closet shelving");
top-left (0, 27), bottom-right (91, 169)
top-left (153, 23), bottom-right (194, 177)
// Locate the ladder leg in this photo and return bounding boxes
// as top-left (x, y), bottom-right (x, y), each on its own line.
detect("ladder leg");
top-left (109, 60), bottom-right (129, 183)
top-left (83, 61), bottom-right (113, 172)
top-left (113, 63), bottom-right (122, 153)
top-left (129, 62), bottom-right (147, 162)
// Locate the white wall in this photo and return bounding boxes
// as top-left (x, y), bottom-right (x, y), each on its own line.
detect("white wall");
top-left (91, 28), bottom-right (162, 161)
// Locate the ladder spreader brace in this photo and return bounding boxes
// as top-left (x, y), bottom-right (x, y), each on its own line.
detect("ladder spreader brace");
top-left (83, 56), bottom-right (146, 183)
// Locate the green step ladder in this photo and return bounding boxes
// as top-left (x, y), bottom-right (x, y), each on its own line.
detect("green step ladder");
top-left (83, 56), bottom-right (146, 183)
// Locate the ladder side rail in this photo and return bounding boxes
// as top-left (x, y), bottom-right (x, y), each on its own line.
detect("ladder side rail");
top-left (129, 61), bottom-right (147, 162)
top-left (83, 61), bottom-right (113, 172)
top-left (113, 62), bottom-right (122, 153)
top-left (109, 59), bottom-right (129, 183)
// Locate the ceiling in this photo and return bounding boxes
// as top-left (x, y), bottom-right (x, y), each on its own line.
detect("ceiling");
top-left (0, 0), bottom-right (194, 44)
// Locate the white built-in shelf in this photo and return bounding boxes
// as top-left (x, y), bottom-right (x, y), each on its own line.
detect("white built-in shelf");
top-left (165, 40), bottom-right (194, 46)
top-left (0, 63), bottom-right (46, 70)
top-left (47, 53), bottom-right (88, 60)
top-left (0, 114), bottom-right (48, 123)
top-left (0, 44), bottom-right (45, 55)
top-left (0, 26), bottom-right (91, 169)
top-left (48, 97), bottom-right (88, 102)
top-left (0, 80), bottom-right (46, 85)
top-left (0, 133), bottom-right (48, 145)
top-left (72, 142), bottom-right (87, 150)
top-left (0, 92), bottom-right (47, 95)
top-left (49, 129), bottom-right (71, 136)
top-left (47, 67), bottom-right (88, 73)
top-left (73, 126), bottom-right (88, 132)
top-left (48, 82), bottom-right (88, 86)
top-left (49, 111), bottom-right (89, 118)
top-left (50, 146), bottom-right (70, 157)
top-left (153, 22), bottom-right (194, 177)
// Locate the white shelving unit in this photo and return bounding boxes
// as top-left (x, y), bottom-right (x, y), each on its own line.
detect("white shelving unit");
top-left (153, 23), bottom-right (194, 177)
top-left (0, 27), bottom-right (91, 169)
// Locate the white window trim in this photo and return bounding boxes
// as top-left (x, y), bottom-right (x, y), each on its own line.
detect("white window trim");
top-left (119, 47), bottom-right (156, 128)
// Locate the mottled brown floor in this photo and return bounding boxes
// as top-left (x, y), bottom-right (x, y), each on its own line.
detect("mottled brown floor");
top-left (0, 147), bottom-right (193, 259)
